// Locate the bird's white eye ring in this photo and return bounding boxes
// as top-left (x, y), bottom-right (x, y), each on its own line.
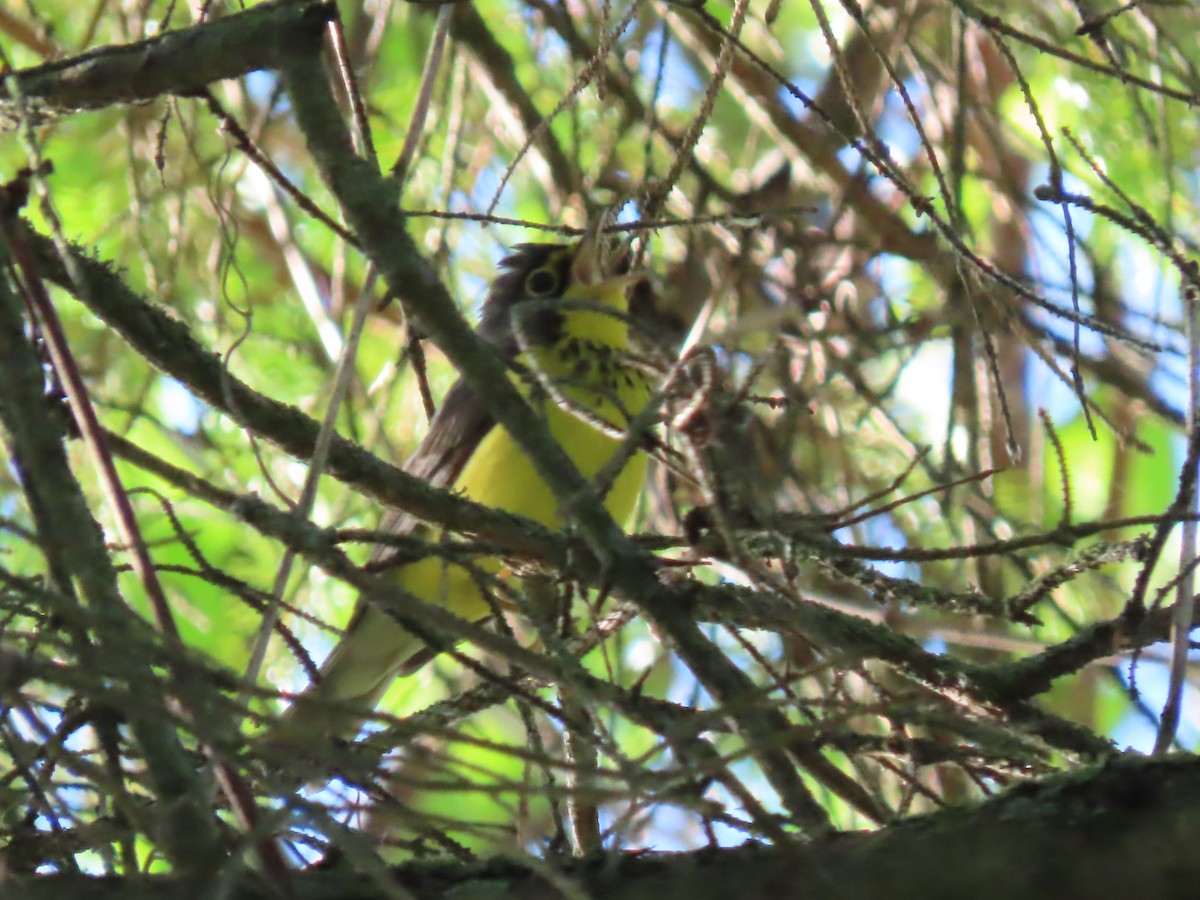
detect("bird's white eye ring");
top-left (525, 267), bottom-right (559, 296)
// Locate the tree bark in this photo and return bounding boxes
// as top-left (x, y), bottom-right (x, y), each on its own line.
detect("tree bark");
top-left (10, 754), bottom-right (1199, 900)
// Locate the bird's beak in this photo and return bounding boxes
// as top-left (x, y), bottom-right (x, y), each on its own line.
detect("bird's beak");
top-left (572, 211), bottom-right (620, 284)
top-left (570, 213), bottom-right (642, 299)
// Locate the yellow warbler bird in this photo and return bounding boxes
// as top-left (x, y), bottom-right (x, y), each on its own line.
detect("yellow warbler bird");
top-left (271, 232), bottom-right (652, 743)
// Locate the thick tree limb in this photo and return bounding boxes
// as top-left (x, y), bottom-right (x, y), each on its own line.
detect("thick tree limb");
top-left (0, 0), bottom-right (334, 130)
top-left (8, 755), bottom-right (1200, 900)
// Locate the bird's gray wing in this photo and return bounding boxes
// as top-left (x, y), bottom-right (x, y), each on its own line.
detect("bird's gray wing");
top-left (367, 375), bottom-right (498, 566)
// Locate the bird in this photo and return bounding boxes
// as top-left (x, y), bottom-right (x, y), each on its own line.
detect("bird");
top-left (267, 229), bottom-right (653, 746)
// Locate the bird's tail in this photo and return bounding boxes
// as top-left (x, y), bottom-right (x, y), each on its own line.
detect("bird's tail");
top-left (260, 603), bottom-right (426, 752)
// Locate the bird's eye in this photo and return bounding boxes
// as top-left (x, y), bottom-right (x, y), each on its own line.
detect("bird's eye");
top-left (525, 267), bottom-right (559, 297)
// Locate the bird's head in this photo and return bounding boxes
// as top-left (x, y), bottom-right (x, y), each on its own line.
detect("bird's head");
top-left (478, 228), bottom-right (642, 353)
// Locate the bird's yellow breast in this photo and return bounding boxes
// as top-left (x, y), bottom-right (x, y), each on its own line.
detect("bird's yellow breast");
top-left (454, 346), bottom-right (650, 528)
top-left (401, 294), bottom-right (651, 633)
top-left (456, 281), bottom-right (650, 529)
